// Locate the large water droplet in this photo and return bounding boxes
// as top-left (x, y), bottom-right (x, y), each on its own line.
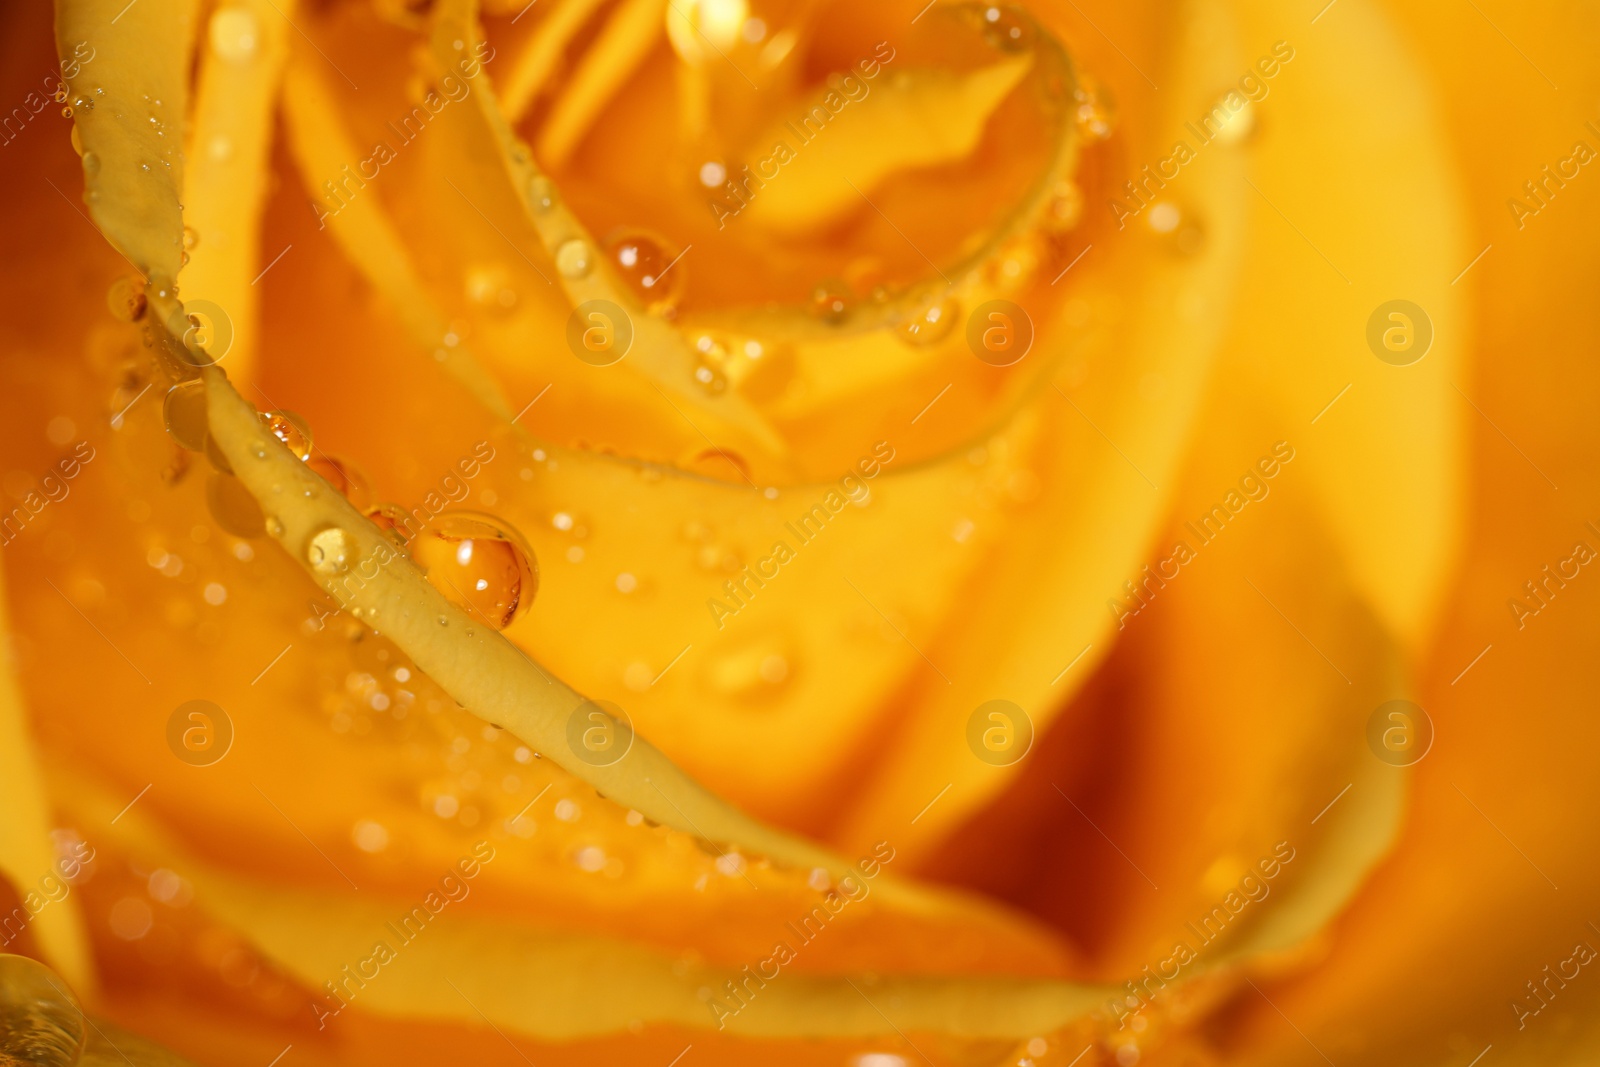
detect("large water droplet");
top-left (106, 277), bottom-right (146, 323)
top-left (162, 380), bottom-right (208, 451)
top-left (555, 239), bottom-right (593, 279)
top-left (0, 954), bottom-right (87, 1067)
top-left (206, 473), bottom-right (265, 538)
top-left (259, 410), bottom-right (312, 460)
top-left (306, 455), bottom-right (373, 509)
top-left (604, 230), bottom-right (686, 314)
top-left (306, 525), bottom-right (353, 575)
top-left (412, 512), bottom-right (539, 629)
top-left (365, 503), bottom-right (415, 549)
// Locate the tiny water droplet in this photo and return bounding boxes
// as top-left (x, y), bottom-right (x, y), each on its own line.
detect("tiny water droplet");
top-left (896, 295), bottom-right (959, 346)
top-left (413, 512), bottom-right (539, 629)
top-left (809, 279), bottom-right (852, 324)
top-left (979, 4), bottom-right (1036, 53)
top-left (1072, 75), bottom-right (1117, 143)
top-left (556, 239), bottom-right (593, 279)
top-left (526, 175), bottom-right (556, 213)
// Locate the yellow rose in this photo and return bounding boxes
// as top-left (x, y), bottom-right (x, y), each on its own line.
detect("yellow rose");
top-left (0, 0), bottom-right (1596, 1063)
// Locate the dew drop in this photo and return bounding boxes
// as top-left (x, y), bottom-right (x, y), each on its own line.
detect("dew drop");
top-left (526, 175), bottom-right (556, 213)
top-left (604, 229), bottom-right (686, 314)
top-left (182, 226), bottom-right (200, 251)
top-left (980, 4), bottom-right (1036, 53)
top-left (306, 455), bottom-right (373, 509)
top-left (365, 503), bottom-right (415, 550)
top-left (306, 525), bottom-right (353, 575)
top-left (1072, 76), bottom-right (1117, 143)
top-left (412, 512), bottom-right (539, 629)
top-left (210, 6), bottom-right (261, 62)
top-left (0, 954), bottom-right (87, 1067)
top-left (259, 410), bottom-right (313, 460)
top-left (682, 447), bottom-right (751, 485)
top-left (896, 295), bottom-right (959, 346)
top-left (809, 279), bottom-right (852, 324)
top-left (106, 276), bottom-right (146, 322)
top-left (1041, 179), bottom-right (1084, 234)
top-left (206, 473), bottom-right (265, 538)
top-left (555, 239), bottom-right (593, 279)
top-left (162, 380), bottom-right (209, 451)
top-left (82, 150), bottom-right (100, 175)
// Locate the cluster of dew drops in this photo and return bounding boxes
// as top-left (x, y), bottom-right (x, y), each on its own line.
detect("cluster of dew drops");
top-left (104, 273), bottom-right (542, 634)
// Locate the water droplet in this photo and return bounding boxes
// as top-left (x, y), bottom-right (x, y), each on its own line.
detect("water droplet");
top-left (809, 279), bottom-right (852, 324)
top-left (980, 5), bottom-right (1036, 52)
top-left (412, 512), bottom-right (539, 629)
top-left (265, 515), bottom-right (284, 537)
top-left (682, 447), bottom-right (751, 484)
top-left (69, 125), bottom-right (83, 157)
top-left (206, 473), bottom-right (265, 538)
top-left (306, 525), bottom-right (353, 574)
top-left (106, 276), bottom-right (146, 322)
top-left (704, 634), bottom-right (793, 698)
top-left (162, 380), bottom-right (209, 451)
top-left (896, 295), bottom-right (959, 346)
top-left (692, 354), bottom-right (727, 395)
top-left (0, 954), bottom-right (87, 1067)
top-left (306, 455), bottom-right (373, 509)
top-left (182, 226), bottom-right (199, 251)
top-left (1041, 179), bottom-right (1084, 234)
top-left (464, 263), bottom-right (518, 312)
top-left (526, 175), bottom-right (556, 213)
top-left (1072, 76), bottom-right (1117, 143)
top-left (556, 239), bottom-right (593, 279)
top-left (604, 230), bottom-right (686, 314)
top-left (365, 503), bottom-right (415, 549)
top-left (210, 6), bottom-right (261, 62)
top-left (82, 150), bottom-right (100, 174)
top-left (259, 410), bottom-right (312, 460)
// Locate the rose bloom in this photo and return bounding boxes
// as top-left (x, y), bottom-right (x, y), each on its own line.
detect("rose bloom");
top-left (0, 0), bottom-right (1596, 1062)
